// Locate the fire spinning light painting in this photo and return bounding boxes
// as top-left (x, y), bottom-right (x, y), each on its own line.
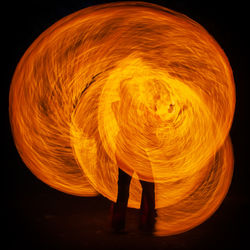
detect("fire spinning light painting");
top-left (9, 2), bottom-right (235, 236)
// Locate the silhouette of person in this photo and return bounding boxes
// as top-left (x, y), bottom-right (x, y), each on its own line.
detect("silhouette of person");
top-left (110, 83), bottom-right (158, 233)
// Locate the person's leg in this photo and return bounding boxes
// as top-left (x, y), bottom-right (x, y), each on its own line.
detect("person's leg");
top-left (111, 167), bottom-right (132, 232)
top-left (139, 180), bottom-right (156, 232)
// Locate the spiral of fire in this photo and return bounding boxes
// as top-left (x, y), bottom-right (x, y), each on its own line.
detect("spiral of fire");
top-left (9, 2), bottom-right (235, 236)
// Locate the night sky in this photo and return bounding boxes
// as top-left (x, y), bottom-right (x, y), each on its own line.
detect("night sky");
top-left (4, 1), bottom-right (249, 249)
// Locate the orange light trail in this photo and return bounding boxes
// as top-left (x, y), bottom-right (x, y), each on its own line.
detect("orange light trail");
top-left (9, 2), bottom-right (235, 236)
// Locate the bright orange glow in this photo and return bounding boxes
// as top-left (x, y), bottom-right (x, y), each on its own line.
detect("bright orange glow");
top-left (9, 2), bottom-right (235, 236)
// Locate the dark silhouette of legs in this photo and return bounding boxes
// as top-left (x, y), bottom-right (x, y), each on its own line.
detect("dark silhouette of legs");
top-left (111, 168), bottom-right (156, 233)
top-left (139, 180), bottom-right (156, 232)
top-left (111, 168), bottom-right (132, 232)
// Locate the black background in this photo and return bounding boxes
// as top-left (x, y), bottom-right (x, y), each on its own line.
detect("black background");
top-left (4, 1), bottom-right (249, 249)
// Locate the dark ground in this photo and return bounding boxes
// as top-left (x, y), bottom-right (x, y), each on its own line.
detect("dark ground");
top-left (3, 1), bottom-right (249, 249)
top-left (5, 171), bottom-right (250, 250)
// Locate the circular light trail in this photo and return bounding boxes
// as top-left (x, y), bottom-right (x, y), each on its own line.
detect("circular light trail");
top-left (9, 2), bottom-right (235, 236)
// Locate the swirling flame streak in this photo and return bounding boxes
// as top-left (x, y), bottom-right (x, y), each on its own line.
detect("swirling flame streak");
top-left (9, 2), bottom-right (235, 236)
